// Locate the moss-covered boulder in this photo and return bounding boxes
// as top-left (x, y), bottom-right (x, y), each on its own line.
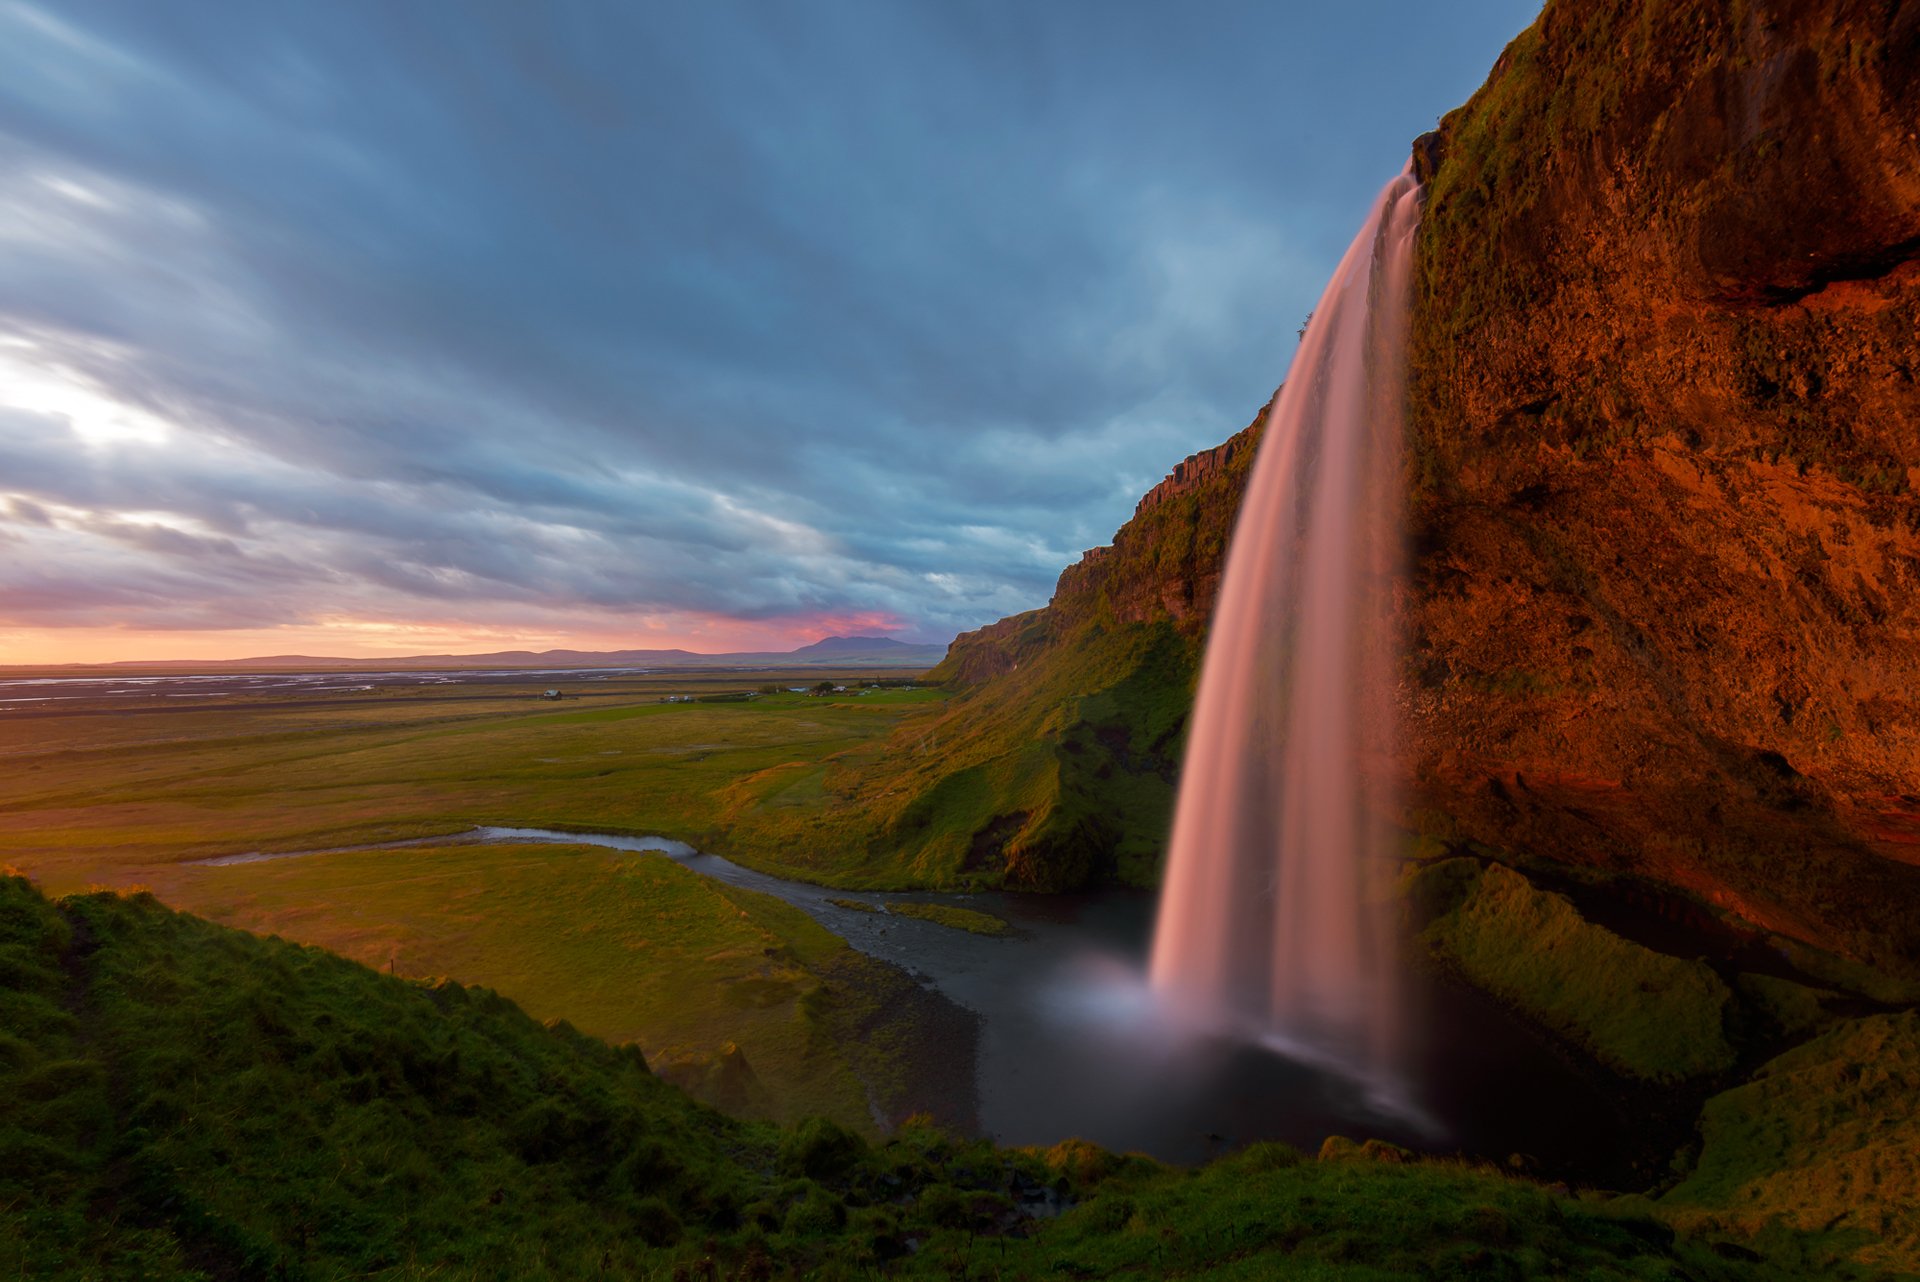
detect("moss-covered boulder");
top-left (1662, 1012), bottom-right (1920, 1276)
top-left (1413, 859), bottom-right (1738, 1082)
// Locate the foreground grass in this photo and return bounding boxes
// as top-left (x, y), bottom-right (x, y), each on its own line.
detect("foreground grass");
top-left (0, 876), bottom-right (1862, 1281)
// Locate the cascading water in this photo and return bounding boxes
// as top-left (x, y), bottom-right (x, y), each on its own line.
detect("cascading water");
top-left (1149, 169), bottom-right (1420, 1088)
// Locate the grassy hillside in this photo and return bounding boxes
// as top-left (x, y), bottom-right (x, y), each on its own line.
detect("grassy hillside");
top-left (159, 841), bottom-right (971, 1131)
top-left (724, 620), bottom-right (1199, 891)
top-left (2, 874), bottom-right (1888, 1280)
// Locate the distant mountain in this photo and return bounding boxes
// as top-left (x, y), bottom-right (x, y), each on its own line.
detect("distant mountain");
top-left (789, 635), bottom-right (920, 656)
top-left (46, 638), bottom-right (948, 674)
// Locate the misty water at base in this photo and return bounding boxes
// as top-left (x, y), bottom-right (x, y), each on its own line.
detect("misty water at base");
top-left (469, 828), bottom-right (1634, 1177)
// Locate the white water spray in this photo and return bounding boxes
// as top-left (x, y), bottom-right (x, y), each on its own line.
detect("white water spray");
top-left (1149, 170), bottom-right (1420, 1086)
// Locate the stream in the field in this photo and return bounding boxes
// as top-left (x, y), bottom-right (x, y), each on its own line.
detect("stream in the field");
top-left (448, 827), bottom-right (1638, 1175)
top-left (196, 824), bottom-right (1638, 1172)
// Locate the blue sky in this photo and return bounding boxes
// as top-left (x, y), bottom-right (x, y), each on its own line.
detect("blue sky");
top-left (0, 0), bottom-right (1538, 661)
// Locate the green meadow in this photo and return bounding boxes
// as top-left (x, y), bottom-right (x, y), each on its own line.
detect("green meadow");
top-left (164, 841), bottom-right (963, 1128)
top-left (0, 676), bottom-right (948, 891)
top-left (0, 675), bottom-right (961, 1128)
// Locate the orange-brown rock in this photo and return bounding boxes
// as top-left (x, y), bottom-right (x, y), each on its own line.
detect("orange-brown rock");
top-left (1405, 0), bottom-right (1920, 972)
top-left (927, 0), bottom-right (1920, 975)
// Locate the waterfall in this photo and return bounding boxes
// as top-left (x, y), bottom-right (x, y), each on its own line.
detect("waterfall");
top-left (1148, 170), bottom-right (1420, 1084)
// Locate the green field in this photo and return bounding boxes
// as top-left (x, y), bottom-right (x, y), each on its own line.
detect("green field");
top-left (0, 673), bottom-right (966, 1128)
top-left (0, 673), bottom-right (948, 892)
top-left (161, 841), bottom-right (967, 1128)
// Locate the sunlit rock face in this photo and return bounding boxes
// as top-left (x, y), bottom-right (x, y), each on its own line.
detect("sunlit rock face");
top-left (932, 0), bottom-right (1920, 979)
top-left (1404, 0), bottom-right (1920, 975)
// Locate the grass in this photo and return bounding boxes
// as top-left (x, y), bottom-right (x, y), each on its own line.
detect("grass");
top-left (0, 653), bottom-right (1195, 900)
top-left (1410, 859), bottom-right (1738, 1083)
top-left (1020, 1140), bottom-right (1793, 1282)
top-left (0, 872), bottom-right (768, 1280)
top-left (727, 619), bottom-right (1202, 893)
top-left (1660, 1012), bottom-right (1920, 1274)
top-left (0, 676), bottom-right (948, 896)
top-left (884, 902), bottom-right (1013, 937)
top-left (0, 874), bottom-right (1862, 1281)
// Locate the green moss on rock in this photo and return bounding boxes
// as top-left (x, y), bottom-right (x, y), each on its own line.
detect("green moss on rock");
top-left (1662, 1012), bottom-right (1920, 1275)
top-left (1414, 860), bottom-right (1739, 1082)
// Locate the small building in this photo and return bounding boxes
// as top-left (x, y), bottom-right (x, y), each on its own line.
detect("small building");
top-left (541, 690), bottom-right (563, 700)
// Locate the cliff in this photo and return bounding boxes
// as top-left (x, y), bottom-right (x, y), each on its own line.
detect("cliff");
top-left (833, 0), bottom-right (1920, 978)
top-left (1049, 417), bottom-right (1265, 633)
top-left (1404, 0), bottom-right (1920, 974)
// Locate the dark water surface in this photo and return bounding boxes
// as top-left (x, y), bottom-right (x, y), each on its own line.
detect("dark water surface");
top-left (460, 828), bottom-right (1637, 1176)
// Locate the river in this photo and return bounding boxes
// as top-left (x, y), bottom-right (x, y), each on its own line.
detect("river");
top-left (391, 827), bottom-right (1641, 1175)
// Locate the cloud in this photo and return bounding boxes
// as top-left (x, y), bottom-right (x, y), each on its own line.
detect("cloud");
top-left (0, 0), bottom-right (1540, 656)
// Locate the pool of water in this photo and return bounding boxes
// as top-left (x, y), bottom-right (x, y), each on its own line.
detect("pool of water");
top-left (193, 824), bottom-right (1642, 1173)
top-left (462, 828), bottom-right (1639, 1176)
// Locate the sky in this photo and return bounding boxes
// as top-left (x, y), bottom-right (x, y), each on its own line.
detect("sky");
top-left (0, 0), bottom-right (1539, 664)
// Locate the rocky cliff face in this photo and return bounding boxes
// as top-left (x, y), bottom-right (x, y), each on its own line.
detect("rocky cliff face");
top-left (1406, 0), bottom-right (1920, 973)
top-left (913, 0), bottom-right (1920, 974)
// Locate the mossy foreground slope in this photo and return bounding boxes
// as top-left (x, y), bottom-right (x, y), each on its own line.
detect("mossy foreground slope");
top-left (6, 874), bottom-right (1895, 1281)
